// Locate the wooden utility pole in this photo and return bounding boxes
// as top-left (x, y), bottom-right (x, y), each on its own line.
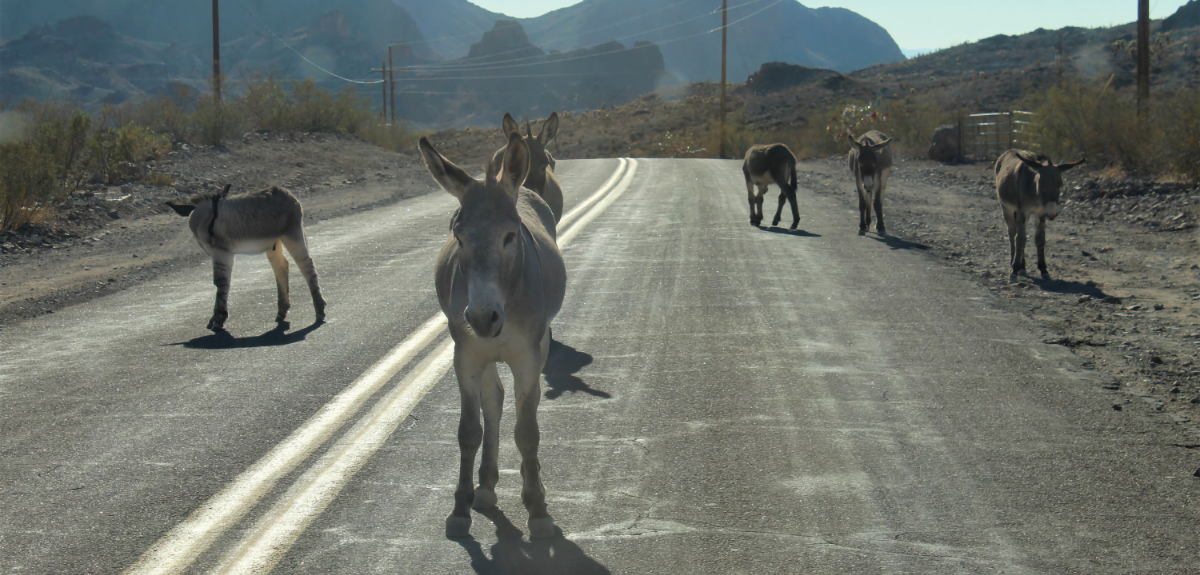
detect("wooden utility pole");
top-left (1137, 0), bottom-right (1150, 123)
top-left (388, 47), bottom-right (396, 125)
top-left (719, 0), bottom-right (727, 159)
top-left (212, 0), bottom-right (221, 101)
top-left (380, 60), bottom-right (388, 121)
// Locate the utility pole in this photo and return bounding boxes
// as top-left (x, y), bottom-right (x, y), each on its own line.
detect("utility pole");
top-left (719, 0), bottom-right (727, 159)
top-left (1137, 0), bottom-right (1150, 124)
top-left (212, 0), bottom-right (221, 102)
top-left (388, 47), bottom-right (396, 125)
top-left (380, 60), bottom-right (388, 121)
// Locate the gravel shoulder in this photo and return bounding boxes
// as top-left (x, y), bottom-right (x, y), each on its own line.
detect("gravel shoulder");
top-left (801, 156), bottom-right (1200, 437)
top-left (0, 132), bottom-right (433, 329)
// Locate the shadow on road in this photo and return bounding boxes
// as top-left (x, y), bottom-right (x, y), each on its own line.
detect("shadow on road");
top-left (868, 234), bottom-right (931, 251)
top-left (543, 339), bottom-right (609, 400)
top-left (758, 225), bottom-right (820, 237)
top-left (170, 320), bottom-right (325, 349)
top-left (453, 507), bottom-right (612, 575)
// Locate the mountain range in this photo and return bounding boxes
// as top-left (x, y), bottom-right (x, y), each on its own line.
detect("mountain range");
top-left (0, 0), bottom-right (906, 126)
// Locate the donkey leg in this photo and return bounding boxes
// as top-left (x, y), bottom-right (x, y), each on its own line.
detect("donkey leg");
top-left (510, 329), bottom-right (556, 539)
top-left (857, 184), bottom-right (870, 233)
top-left (771, 187), bottom-right (787, 227)
top-left (473, 362), bottom-right (504, 510)
top-left (265, 240), bottom-right (291, 323)
top-left (1013, 212), bottom-right (1028, 274)
top-left (787, 188), bottom-right (800, 229)
top-left (744, 175), bottom-right (759, 226)
top-left (281, 232), bottom-right (326, 322)
top-left (447, 350), bottom-right (485, 538)
top-left (208, 250), bottom-right (235, 331)
top-left (875, 169), bottom-right (889, 235)
top-left (1034, 216), bottom-right (1050, 279)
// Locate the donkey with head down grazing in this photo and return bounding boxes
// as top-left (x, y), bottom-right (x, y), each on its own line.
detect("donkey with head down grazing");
top-left (421, 132), bottom-right (566, 540)
top-left (995, 149), bottom-right (1085, 279)
top-left (848, 130), bottom-right (894, 235)
top-left (166, 185), bottom-right (325, 331)
top-left (742, 143), bottom-right (800, 228)
top-left (489, 112), bottom-right (563, 222)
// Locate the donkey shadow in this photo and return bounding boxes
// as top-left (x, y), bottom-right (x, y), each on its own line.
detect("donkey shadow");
top-left (868, 234), bottom-right (930, 251)
top-left (543, 339), bottom-right (609, 400)
top-left (172, 320), bottom-right (325, 349)
top-left (757, 225), bottom-right (821, 238)
top-left (1028, 277), bottom-right (1114, 299)
top-left (453, 507), bottom-right (612, 575)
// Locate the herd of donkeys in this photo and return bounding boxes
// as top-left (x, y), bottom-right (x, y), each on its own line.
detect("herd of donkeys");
top-left (161, 111), bottom-right (1083, 539)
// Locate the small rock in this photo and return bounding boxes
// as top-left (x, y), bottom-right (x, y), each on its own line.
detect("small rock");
top-left (1154, 303), bottom-right (1165, 310)
top-left (1150, 356), bottom-right (1163, 364)
top-left (1112, 404), bottom-right (1123, 411)
top-left (1078, 295), bottom-right (1092, 303)
top-left (1103, 296), bottom-right (1123, 304)
top-left (107, 210), bottom-right (120, 219)
top-left (1126, 304), bottom-right (1142, 311)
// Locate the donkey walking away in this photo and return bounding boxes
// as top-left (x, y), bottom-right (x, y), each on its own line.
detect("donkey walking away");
top-left (743, 143), bottom-right (800, 228)
top-left (166, 185), bottom-right (326, 331)
top-left (489, 112), bottom-right (563, 222)
top-left (421, 132), bottom-right (567, 540)
top-left (848, 130), bottom-right (894, 235)
top-left (995, 149), bottom-right (1085, 279)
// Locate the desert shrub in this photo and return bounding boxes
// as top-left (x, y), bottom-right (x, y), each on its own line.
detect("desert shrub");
top-left (1025, 76), bottom-right (1172, 175)
top-left (1163, 88), bottom-right (1200, 183)
top-left (0, 142), bottom-right (61, 231)
top-left (356, 121), bottom-right (423, 154)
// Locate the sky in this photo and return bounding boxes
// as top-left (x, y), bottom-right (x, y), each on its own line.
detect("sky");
top-left (469, 0), bottom-right (1193, 53)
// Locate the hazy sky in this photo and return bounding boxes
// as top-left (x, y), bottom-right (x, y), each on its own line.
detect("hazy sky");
top-left (469, 0), bottom-right (1192, 52)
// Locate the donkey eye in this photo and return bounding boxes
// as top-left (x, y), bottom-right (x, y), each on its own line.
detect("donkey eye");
top-left (503, 232), bottom-right (516, 247)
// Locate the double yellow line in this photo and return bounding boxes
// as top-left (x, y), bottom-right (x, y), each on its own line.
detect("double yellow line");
top-left (125, 158), bottom-right (639, 574)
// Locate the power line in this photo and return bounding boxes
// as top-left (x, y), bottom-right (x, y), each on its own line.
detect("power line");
top-left (230, 0), bottom-right (383, 85)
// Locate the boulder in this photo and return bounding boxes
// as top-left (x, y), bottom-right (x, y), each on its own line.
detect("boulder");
top-left (928, 124), bottom-right (960, 162)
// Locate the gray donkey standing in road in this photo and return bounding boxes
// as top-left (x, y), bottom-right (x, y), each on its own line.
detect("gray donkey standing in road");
top-left (166, 185), bottom-right (326, 331)
top-left (489, 112), bottom-right (563, 222)
top-left (742, 143), bottom-right (800, 228)
top-left (995, 149), bottom-right (1085, 279)
top-left (848, 130), bottom-right (894, 235)
top-left (422, 132), bottom-right (567, 540)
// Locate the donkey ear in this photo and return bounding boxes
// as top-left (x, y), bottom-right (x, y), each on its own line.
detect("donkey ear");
top-left (537, 111), bottom-right (559, 145)
top-left (1058, 157), bottom-right (1086, 172)
top-left (873, 137), bottom-right (893, 149)
top-left (502, 113), bottom-right (520, 139)
top-left (495, 132), bottom-right (531, 198)
top-left (1016, 151), bottom-right (1046, 171)
top-left (165, 201), bottom-right (195, 217)
top-left (848, 136), bottom-right (864, 150)
top-left (419, 137), bottom-right (475, 200)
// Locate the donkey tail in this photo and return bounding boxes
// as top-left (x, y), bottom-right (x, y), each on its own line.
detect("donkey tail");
top-left (788, 161), bottom-right (798, 191)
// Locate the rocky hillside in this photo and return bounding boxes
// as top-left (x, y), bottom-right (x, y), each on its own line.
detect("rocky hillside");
top-left (521, 0), bottom-right (905, 81)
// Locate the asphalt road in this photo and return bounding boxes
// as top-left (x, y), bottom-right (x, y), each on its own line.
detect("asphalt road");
top-left (1, 158), bottom-right (1198, 574)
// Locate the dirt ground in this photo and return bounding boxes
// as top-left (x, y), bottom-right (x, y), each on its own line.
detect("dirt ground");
top-left (800, 156), bottom-right (1200, 438)
top-left (3, 138), bottom-right (1198, 443)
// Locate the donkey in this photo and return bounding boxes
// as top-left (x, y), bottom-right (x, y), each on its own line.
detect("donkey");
top-left (489, 112), bottom-right (563, 222)
top-left (848, 130), bottom-right (894, 235)
top-left (995, 149), bottom-right (1085, 279)
top-left (421, 132), bottom-right (567, 540)
top-left (166, 185), bottom-right (326, 331)
top-left (742, 143), bottom-right (800, 228)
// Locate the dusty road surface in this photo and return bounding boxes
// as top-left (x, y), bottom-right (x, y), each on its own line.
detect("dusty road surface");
top-left (1, 156), bottom-right (1199, 574)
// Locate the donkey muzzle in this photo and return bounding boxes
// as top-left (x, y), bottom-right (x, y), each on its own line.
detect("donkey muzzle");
top-left (1044, 201), bottom-right (1060, 220)
top-left (465, 304), bottom-right (505, 338)
top-left (861, 175), bottom-right (875, 189)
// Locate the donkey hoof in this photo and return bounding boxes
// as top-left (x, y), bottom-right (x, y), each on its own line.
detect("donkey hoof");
top-left (445, 514), bottom-right (472, 538)
top-left (206, 319), bottom-right (225, 332)
top-left (274, 314), bottom-right (287, 323)
top-left (472, 487), bottom-right (497, 509)
top-left (527, 516), bottom-right (557, 539)
top-left (789, 222), bottom-right (799, 230)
